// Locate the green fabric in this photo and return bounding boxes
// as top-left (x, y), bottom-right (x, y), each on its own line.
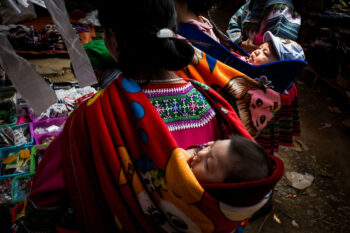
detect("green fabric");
top-left (83, 40), bottom-right (118, 70)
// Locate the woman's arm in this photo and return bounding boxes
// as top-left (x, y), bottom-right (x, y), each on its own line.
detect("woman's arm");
top-left (264, 4), bottom-right (301, 41)
top-left (241, 38), bottom-right (259, 54)
top-left (226, 3), bottom-right (248, 45)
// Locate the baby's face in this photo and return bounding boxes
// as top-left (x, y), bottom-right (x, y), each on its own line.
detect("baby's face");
top-left (248, 42), bottom-right (278, 65)
top-left (188, 140), bottom-right (232, 183)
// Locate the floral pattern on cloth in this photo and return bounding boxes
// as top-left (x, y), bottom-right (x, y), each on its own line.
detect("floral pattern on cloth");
top-left (144, 83), bottom-right (216, 132)
top-left (175, 48), bottom-right (281, 138)
top-left (12, 76), bottom-right (284, 233)
top-left (134, 155), bottom-right (167, 197)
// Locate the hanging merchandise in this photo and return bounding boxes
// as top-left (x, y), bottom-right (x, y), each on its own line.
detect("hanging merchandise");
top-left (28, 0), bottom-right (46, 8)
top-left (78, 10), bottom-right (100, 27)
top-left (8, 24), bottom-right (67, 54)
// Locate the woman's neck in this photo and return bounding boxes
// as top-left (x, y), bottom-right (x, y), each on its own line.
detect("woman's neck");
top-left (133, 69), bottom-right (184, 83)
top-left (174, 1), bottom-right (202, 23)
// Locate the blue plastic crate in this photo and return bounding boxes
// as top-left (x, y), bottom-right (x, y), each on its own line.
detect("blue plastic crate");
top-left (0, 123), bottom-right (34, 153)
top-left (0, 145), bottom-right (33, 181)
top-left (11, 172), bottom-right (35, 203)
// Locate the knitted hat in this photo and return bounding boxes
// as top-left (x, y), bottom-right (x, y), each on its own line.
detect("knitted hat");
top-left (263, 31), bottom-right (305, 61)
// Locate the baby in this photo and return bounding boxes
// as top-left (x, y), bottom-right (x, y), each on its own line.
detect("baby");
top-left (237, 31), bottom-right (305, 65)
top-left (186, 134), bottom-right (273, 184)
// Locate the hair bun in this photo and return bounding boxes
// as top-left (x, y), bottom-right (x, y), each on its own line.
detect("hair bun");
top-left (156, 37), bottom-right (194, 71)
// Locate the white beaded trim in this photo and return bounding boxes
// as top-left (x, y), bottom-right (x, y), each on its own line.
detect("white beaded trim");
top-left (167, 109), bottom-right (216, 132)
top-left (143, 83), bottom-right (192, 95)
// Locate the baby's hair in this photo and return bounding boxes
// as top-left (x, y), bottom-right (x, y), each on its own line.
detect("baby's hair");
top-left (224, 134), bottom-right (273, 183)
top-left (95, 0), bottom-right (194, 78)
top-left (205, 135), bottom-right (274, 206)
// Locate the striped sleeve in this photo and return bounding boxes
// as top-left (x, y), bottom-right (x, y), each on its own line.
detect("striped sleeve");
top-left (226, 3), bottom-right (247, 44)
top-left (265, 5), bottom-right (301, 41)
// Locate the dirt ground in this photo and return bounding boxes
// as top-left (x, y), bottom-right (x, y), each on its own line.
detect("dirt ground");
top-left (245, 78), bottom-right (350, 233)
top-left (211, 2), bottom-right (350, 232)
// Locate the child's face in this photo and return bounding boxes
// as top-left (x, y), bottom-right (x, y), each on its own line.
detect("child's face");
top-left (248, 42), bottom-right (278, 65)
top-left (188, 140), bottom-right (232, 183)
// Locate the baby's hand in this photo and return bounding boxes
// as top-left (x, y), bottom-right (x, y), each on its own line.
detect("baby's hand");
top-left (241, 39), bottom-right (259, 54)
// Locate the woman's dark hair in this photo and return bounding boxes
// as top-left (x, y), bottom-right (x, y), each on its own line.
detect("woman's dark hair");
top-left (96, 0), bottom-right (194, 78)
top-left (207, 135), bottom-right (274, 206)
top-left (177, 0), bottom-right (216, 16)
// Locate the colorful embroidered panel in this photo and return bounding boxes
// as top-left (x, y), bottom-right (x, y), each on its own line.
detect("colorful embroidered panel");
top-left (143, 83), bottom-right (216, 132)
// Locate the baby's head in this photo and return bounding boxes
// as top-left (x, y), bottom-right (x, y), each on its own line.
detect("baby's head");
top-left (188, 135), bottom-right (273, 184)
top-left (248, 41), bottom-right (279, 65)
top-left (248, 31), bottom-right (305, 65)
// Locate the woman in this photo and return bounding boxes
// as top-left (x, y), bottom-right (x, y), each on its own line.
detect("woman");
top-left (227, 0), bottom-right (301, 53)
top-left (15, 0), bottom-right (283, 232)
top-left (175, 0), bottom-right (303, 155)
top-left (226, 0), bottom-right (303, 154)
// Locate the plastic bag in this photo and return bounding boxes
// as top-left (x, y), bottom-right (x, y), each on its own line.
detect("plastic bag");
top-left (0, 1), bottom-right (37, 25)
top-left (11, 172), bottom-right (35, 203)
top-left (79, 10), bottom-right (100, 26)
